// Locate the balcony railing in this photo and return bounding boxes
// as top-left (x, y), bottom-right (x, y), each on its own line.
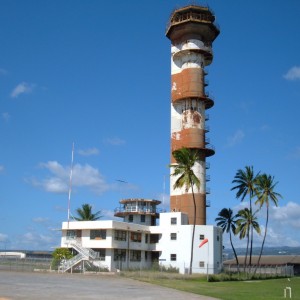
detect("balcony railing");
top-left (114, 207), bottom-right (165, 214)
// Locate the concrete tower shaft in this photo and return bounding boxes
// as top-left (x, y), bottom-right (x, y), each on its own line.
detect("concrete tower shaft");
top-left (166, 5), bottom-right (219, 225)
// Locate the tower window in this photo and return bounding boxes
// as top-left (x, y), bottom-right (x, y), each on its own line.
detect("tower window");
top-left (114, 230), bottom-right (127, 241)
top-left (170, 233), bottom-right (177, 240)
top-left (114, 249), bottom-right (126, 262)
top-left (170, 254), bottom-right (177, 261)
top-left (130, 250), bottom-right (141, 262)
top-left (199, 234), bottom-right (205, 240)
top-left (171, 217), bottom-right (177, 225)
top-left (131, 232), bottom-right (142, 243)
top-left (199, 261), bottom-right (205, 268)
top-left (141, 215), bottom-right (145, 223)
top-left (128, 215), bottom-right (133, 222)
top-left (66, 230), bottom-right (76, 240)
top-left (90, 230), bottom-right (106, 240)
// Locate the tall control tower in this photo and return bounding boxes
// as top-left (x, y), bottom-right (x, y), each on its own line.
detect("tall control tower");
top-left (166, 5), bottom-right (219, 225)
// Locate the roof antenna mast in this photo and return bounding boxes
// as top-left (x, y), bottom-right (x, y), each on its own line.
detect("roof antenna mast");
top-left (67, 142), bottom-right (75, 228)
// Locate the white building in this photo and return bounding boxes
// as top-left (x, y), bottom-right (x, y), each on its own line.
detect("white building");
top-left (60, 198), bottom-right (222, 274)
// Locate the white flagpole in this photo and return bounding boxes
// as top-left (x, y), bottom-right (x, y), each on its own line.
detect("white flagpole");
top-left (67, 142), bottom-right (74, 229)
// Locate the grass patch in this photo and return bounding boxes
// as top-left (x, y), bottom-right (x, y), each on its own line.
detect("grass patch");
top-left (122, 271), bottom-right (300, 300)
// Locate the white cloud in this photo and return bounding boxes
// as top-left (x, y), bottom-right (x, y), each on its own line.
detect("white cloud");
top-left (223, 201), bottom-right (300, 248)
top-left (21, 231), bottom-right (56, 248)
top-left (272, 202), bottom-right (300, 228)
top-left (101, 209), bottom-right (120, 220)
top-left (287, 146), bottom-right (300, 160)
top-left (0, 233), bottom-right (8, 242)
top-left (0, 68), bottom-right (7, 75)
top-left (32, 217), bottom-right (50, 224)
top-left (28, 161), bottom-right (110, 195)
top-left (103, 137), bottom-right (125, 146)
top-left (2, 112), bottom-right (10, 122)
top-left (78, 147), bottom-right (99, 156)
top-left (260, 124), bottom-right (270, 132)
top-left (10, 82), bottom-right (35, 98)
top-left (283, 66), bottom-right (300, 81)
top-left (225, 129), bottom-right (245, 147)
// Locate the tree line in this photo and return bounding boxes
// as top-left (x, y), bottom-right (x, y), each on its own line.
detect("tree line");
top-left (216, 166), bottom-right (282, 274)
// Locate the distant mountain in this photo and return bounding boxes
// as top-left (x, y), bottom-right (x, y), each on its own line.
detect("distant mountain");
top-left (223, 246), bottom-right (300, 260)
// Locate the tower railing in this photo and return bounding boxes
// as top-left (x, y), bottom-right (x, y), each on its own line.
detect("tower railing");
top-left (114, 207), bottom-right (165, 214)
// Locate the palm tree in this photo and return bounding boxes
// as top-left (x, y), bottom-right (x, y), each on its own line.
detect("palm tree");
top-left (169, 147), bottom-right (200, 275)
top-left (235, 208), bottom-right (261, 272)
top-left (254, 174), bottom-right (282, 270)
top-left (215, 208), bottom-right (240, 272)
top-left (231, 166), bottom-right (259, 267)
top-left (73, 203), bottom-right (102, 221)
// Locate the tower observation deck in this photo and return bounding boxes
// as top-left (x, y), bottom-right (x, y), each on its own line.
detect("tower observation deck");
top-left (166, 5), bottom-right (219, 225)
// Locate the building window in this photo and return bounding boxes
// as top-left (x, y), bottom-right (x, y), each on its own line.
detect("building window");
top-left (145, 234), bottom-right (148, 243)
top-left (140, 215), bottom-right (145, 223)
top-left (217, 235), bottom-right (219, 241)
top-left (145, 251), bottom-right (148, 260)
top-left (199, 261), bottom-right (205, 268)
top-left (114, 249), bottom-right (126, 261)
top-left (114, 230), bottom-right (127, 241)
top-left (170, 254), bottom-right (177, 261)
top-left (130, 250), bottom-right (141, 262)
top-left (94, 249), bottom-right (106, 261)
top-left (66, 230), bottom-right (76, 240)
top-left (131, 232), bottom-right (142, 242)
top-left (150, 234), bottom-right (159, 243)
top-left (171, 217), bottom-right (177, 225)
top-left (199, 234), bottom-right (205, 240)
top-left (170, 233), bottom-right (177, 240)
top-left (128, 215), bottom-right (133, 222)
top-left (90, 229), bottom-right (106, 240)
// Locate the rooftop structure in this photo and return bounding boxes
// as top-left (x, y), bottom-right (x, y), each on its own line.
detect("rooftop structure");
top-left (114, 198), bottom-right (162, 226)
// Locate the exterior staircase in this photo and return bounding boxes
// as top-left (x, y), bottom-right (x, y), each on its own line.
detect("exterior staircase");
top-left (59, 240), bottom-right (98, 273)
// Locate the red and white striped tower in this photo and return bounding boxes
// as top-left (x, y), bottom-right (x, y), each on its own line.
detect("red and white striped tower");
top-left (166, 5), bottom-right (219, 225)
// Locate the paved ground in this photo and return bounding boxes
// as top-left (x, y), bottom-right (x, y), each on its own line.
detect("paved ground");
top-left (0, 271), bottom-right (220, 300)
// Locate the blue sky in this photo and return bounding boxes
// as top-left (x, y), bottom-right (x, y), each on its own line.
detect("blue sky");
top-left (1, 0), bottom-right (300, 251)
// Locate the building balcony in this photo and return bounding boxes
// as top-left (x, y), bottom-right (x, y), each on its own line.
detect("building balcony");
top-left (114, 207), bottom-right (165, 217)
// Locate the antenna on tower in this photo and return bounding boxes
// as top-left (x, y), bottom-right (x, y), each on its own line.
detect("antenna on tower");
top-left (67, 142), bottom-right (75, 228)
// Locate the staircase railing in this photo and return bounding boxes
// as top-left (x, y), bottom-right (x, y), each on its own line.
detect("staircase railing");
top-left (69, 240), bottom-right (98, 259)
top-left (59, 252), bottom-right (85, 273)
